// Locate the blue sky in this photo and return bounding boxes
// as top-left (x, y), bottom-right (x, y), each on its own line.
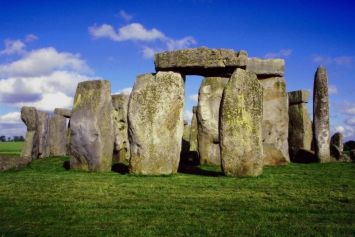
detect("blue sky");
top-left (0, 0), bottom-right (354, 140)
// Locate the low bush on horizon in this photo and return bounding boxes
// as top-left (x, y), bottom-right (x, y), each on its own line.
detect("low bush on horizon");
top-left (0, 157), bottom-right (354, 236)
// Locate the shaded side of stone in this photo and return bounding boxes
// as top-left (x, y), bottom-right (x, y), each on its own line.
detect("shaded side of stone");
top-left (330, 132), bottom-right (343, 152)
top-left (293, 148), bottom-right (318, 163)
top-left (220, 68), bottom-right (263, 177)
top-left (197, 77), bottom-right (229, 165)
top-left (288, 90), bottom-right (309, 105)
top-left (20, 106), bottom-right (39, 159)
top-left (49, 114), bottom-right (67, 156)
top-left (189, 106), bottom-right (198, 153)
top-left (313, 66), bottom-right (330, 162)
top-left (259, 77), bottom-right (289, 165)
top-left (37, 111), bottom-right (50, 158)
top-left (128, 72), bottom-right (184, 175)
top-left (69, 80), bottom-right (114, 171)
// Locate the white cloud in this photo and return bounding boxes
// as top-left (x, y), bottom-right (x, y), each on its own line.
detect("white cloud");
top-left (114, 87), bottom-right (132, 95)
top-left (342, 104), bottom-right (355, 115)
top-left (345, 117), bottom-right (355, 126)
top-left (166, 37), bottom-right (197, 51)
top-left (313, 55), bottom-right (353, 67)
top-left (142, 46), bottom-right (157, 59)
top-left (0, 112), bottom-right (21, 124)
top-left (0, 39), bottom-right (26, 56)
top-left (184, 110), bottom-right (193, 123)
top-left (25, 34), bottom-right (38, 42)
top-left (118, 10), bottom-right (133, 22)
top-left (188, 94), bottom-right (198, 103)
top-left (264, 49), bottom-right (292, 59)
top-left (89, 23), bottom-right (166, 42)
top-left (0, 47), bottom-right (91, 78)
top-left (328, 85), bottom-right (338, 95)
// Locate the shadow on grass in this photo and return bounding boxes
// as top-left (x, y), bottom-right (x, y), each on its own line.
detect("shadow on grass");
top-left (178, 165), bottom-right (224, 177)
top-left (111, 163), bottom-right (129, 174)
top-left (63, 160), bottom-right (70, 170)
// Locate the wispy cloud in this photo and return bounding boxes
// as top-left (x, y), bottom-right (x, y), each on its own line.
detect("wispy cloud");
top-left (188, 94), bottom-right (198, 103)
top-left (328, 85), bottom-right (338, 95)
top-left (184, 110), bottom-right (193, 123)
top-left (25, 34), bottom-right (38, 42)
top-left (117, 10), bottom-right (133, 22)
top-left (114, 87), bottom-right (132, 95)
top-left (0, 39), bottom-right (26, 56)
top-left (264, 49), bottom-right (292, 59)
top-left (313, 55), bottom-right (353, 67)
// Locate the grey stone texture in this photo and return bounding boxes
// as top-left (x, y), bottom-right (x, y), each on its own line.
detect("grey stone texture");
top-left (37, 111), bottom-right (50, 158)
top-left (155, 47), bottom-right (248, 76)
top-left (313, 66), bottom-right (331, 162)
top-left (49, 114), bottom-right (67, 156)
top-left (112, 94), bottom-right (130, 163)
top-left (189, 106), bottom-right (198, 153)
top-left (259, 77), bottom-right (289, 165)
top-left (68, 80), bottom-right (114, 171)
top-left (247, 58), bottom-right (285, 77)
top-left (220, 68), bottom-right (263, 177)
top-left (197, 77), bottom-right (229, 165)
top-left (54, 108), bottom-right (71, 118)
top-left (330, 132), bottom-right (343, 153)
top-left (288, 90), bottom-right (313, 161)
top-left (128, 72), bottom-right (184, 175)
top-left (20, 106), bottom-right (39, 159)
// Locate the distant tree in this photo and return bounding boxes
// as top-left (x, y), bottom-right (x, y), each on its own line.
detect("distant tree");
top-left (0, 135), bottom-right (6, 142)
top-left (7, 137), bottom-right (11, 142)
top-left (13, 136), bottom-right (25, 142)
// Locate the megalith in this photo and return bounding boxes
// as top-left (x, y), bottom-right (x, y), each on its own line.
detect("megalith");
top-left (54, 108), bottom-right (71, 118)
top-left (288, 90), bottom-right (312, 161)
top-left (49, 113), bottom-right (67, 156)
top-left (37, 111), bottom-right (50, 158)
top-left (197, 77), bottom-right (229, 165)
top-left (128, 72), bottom-right (184, 175)
top-left (112, 94), bottom-right (130, 163)
top-left (181, 121), bottom-right (191, 160)
top-left (189, 106), bottom-right (198, 153)
top-left (220, 68), bottom-right (263, 177)
top-left (68, 80), bottom-right (114, 171)
top-left (20, 106), bottom-right (39, 159)
top-left (313, 66), bottom-right (330, 162)
top-left (247, 58), bottom-right (289, 165)
top-left (330, 132), bottom-right (344, 160)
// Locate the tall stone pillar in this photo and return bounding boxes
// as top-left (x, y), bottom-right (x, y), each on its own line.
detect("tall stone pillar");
top-left (313, 66), bottom-right (330, 162)
top-left (20, 106), bottom-right (39, 159)
top-left (49, 113), bottom-right (67, 156)
top-left (189, 106), bottom-right (198, 153)
top-left (37, 111), bottom-right (50, 158)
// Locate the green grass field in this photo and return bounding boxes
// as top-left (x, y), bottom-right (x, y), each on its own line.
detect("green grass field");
top-left (0, 155), bottom-right (354, 236)
top-left (0, 142), bottom-right (23, 156)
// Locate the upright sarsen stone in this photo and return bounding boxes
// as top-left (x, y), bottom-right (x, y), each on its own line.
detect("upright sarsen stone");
top-left (220, 69), bottom-right (263, 177)
top-left (128, 72), bottom-right (184, 175)
top-left (68, 80), bottom-right (114, 171)
top-left (313, 66), bottom-right (330, 162)
top-left (112, 94), bottom-right (130, 163)
top-left (330, 132), bottom-right (344, 160)
top-left (197, 77), bottom-right (229, 165)
top-left (20, 106), bottom-right (39, 159)
top-left (49, 114), bottom-right (67, 156)
top-left (37, 111), bottom-right (50, 158)
top-left (189, 106), bottom-right (198, 153)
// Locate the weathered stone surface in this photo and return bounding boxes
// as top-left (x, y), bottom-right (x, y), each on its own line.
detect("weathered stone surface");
top-left (68, 80), bottom-right (114, 171)
top-left (20, 106), bottom-right (38, 159)
top-left (220, 69), bottom-right (263, 177)
top-left (37, 111), bottom-right (50, 158)
top-left (288, 91), bottom-right (312, 161)
top-left (293, 148), bottom-right (318, 163)
top-left (189, 106), bottom-right (198, 153)
top-left (0, 156), bottom-right (31, 171)
top-left (49, 114), bottom-right (67, 156)
top-left (330, 132), bottom-right (343, 152)
top-left (54, 108), bottom-right (71, 118)
top-left (259, 77), bottom-right (289, 165)
top-left (128, 72), bottom-right (184, 175)
top-left (247, 58), bottom-right (284, 77)
top-left (313, 66), bottom-right (331, 162)
top-left (112, 94), bottom-right (130, 163)
top-left (155, 47), bottom-right (248, 76)
top-left (197, 77), bottom-right (229, 165)
top-left (288, 90), bottom-right (310, 105)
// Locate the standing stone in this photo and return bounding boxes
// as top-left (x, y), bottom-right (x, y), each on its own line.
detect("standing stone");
top-left (128, 72), bottom-right (184, 175)
top-left (189, 106), bottom-right (198, 153)
top-left (220, 69), bottom-right (263, 177)
top-left (112, 94), bottom-right (130, 163)
top-left (258, 77), bottom-right (289, 165)
top-left (197, 77), bottom-right (229, 165)
top-left (54, 108), bottom-right (71, 118)
top-left (20, 106), bottom-right (38, 159)
top-left (288, 90), bottom-right (313, 161)
top-left (37, 111), bottom-right (50, 158)
top-left (49, 114), bottom-right (67, 156)
top-left (313, 66), bottom-right (330, 162)
top-left (68, 80), bottom-right (114, 172)
top-left (181, 121), bottom-right (191, 161)
top-left (330, 132), bottom-right (343, 152)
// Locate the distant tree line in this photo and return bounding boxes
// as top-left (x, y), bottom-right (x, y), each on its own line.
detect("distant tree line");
top-left (0, 135), bottom-right (25, 142)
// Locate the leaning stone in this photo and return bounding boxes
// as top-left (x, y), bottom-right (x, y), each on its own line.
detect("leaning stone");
top-left (49, 114), bottom-right (67, 156)
top-left (189, 106), bottom-right (198, 153)
top-left (293, 148), bottom-right (318, 163)
top-left (155, 47), bottom-right (248, 76)
top-left (289, 90), bottom-right (310, 105)
top-left (37, 111), bottom-right (50, 158)
top-left (288, 90), bottom-right (312, 161)
top-left (313, 66), bottom-right (331, 162)
top-left (259, 77), bottom-right (289, 165)
top-left (330, 132), bottom-right (343, 152)
top-left (112, 94), bottom-right (130, 163)
top-left (128, 72), bottom-right (184, 175)
top-left (246, 58), bottom-right (284, 77)
top-left (68, 80), bottom-right (114, 172)
top-left (54, 108), bottom-right (71, 118)
top-left (20, 106), bottom-right (39, 159)
top-left (220, 68), bottom-right (263, 177)
top-left (197, 77), bottom-right (229, 165)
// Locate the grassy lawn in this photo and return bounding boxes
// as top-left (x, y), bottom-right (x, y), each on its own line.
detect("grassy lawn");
top-left (0, 157), bottom-right (354, 236)
top-left (0, 142), bottom-right (23, 157)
